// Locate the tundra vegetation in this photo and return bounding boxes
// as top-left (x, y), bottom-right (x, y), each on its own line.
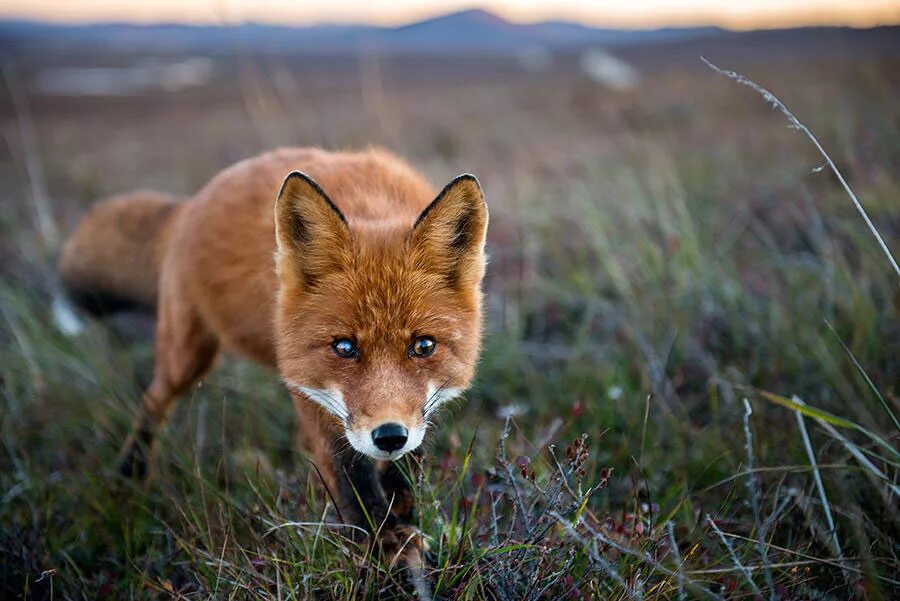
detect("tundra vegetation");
top-left (1, 30), bottom-right (898, 599)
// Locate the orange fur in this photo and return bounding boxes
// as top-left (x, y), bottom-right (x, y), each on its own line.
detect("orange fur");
top-left (59, 190), bottom-right (179, 313)
top-left (59, 147), bottom-right (489, 563)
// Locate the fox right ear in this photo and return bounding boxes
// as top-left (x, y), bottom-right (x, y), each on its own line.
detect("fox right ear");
top-left (410, 174), bottom-right (488, 290)
top-left (275, 172), bottom-right (352, 289)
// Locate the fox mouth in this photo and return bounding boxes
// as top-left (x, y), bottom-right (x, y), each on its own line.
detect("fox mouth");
top-left (344, 425), bottom-right (426, 461)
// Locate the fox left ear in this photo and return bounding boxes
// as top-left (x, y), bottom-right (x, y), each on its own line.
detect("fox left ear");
top-left (275, 171), bottom-right (352, 290)
top-left (410, 174), bottom-right (488, 289)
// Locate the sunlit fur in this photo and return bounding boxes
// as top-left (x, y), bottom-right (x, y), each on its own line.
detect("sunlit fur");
top-left (59, 146), bottom-right (488, 507)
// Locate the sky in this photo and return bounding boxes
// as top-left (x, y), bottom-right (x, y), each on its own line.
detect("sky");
top-left (1, 0), bottom-right (898, 30)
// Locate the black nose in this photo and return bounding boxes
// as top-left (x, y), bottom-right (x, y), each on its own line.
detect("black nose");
top-left (371, 423), bottom-right (408, 453)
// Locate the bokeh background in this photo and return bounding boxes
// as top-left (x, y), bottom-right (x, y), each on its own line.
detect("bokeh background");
top-left (1, 2), bottom-right (899, 599)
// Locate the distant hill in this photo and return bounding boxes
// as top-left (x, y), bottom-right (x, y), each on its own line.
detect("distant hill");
top-left (0, 9), bottom-right (725, 56)
top-left (377, 9), bottom-right (722, 52)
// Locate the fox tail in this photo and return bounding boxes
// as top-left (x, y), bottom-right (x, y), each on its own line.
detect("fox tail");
top-left (58, 191), bottom-right (180, 317)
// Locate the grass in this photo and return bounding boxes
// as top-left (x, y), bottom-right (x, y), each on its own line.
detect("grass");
top-left (1, 46), bottom-right (899, 599)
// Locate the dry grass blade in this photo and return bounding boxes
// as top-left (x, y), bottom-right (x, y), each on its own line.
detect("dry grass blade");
top-left (811, 419), bottom-right (900, 500)
top-left (701, 57), bottom-right (900, 281)
top-left (792, 399), bottom-right (842, 562)
top-left (1, 62), bottom-right (58, 249)
top-left (823, 319), bottom-right (900, 434)
top-left (758, 391), bottom-right (900, 463)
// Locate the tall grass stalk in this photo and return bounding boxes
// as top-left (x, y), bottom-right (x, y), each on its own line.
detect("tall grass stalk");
top-left (702, 57), bottom-right (900, 280)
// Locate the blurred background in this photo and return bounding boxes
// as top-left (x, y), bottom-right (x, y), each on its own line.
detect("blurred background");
top-left (1, 2), bottom-right (899, 599)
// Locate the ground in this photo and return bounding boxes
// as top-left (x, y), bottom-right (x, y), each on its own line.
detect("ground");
top-left (0, 27), bottom-right (898, 599)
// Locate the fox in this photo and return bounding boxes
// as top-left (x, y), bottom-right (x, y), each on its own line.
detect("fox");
top-left (58, 147), bottom-right (489, 565)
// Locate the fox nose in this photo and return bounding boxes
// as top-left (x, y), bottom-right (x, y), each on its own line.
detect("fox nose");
top-left (371, 423), bottom-right (408, 453)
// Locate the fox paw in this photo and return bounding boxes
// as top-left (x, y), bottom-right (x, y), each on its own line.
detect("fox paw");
top-left (351, 525), bottom-right (432, 598)
top-left (358, 524), bottom-right (426, 571)
top-left (116, 423), bottom-right (157, 480)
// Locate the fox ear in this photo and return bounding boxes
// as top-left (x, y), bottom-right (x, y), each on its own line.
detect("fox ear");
top-left (410, 174), bottom-right (488, 289)
top-left (275, 172), bottom-right (352, 289)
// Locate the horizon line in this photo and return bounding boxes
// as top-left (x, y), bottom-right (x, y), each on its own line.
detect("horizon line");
top-left (1, 4), bottom-right (899, 32)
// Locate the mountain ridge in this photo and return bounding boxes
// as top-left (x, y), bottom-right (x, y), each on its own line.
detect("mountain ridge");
top-left (0, 8), bottom-right (728, 54)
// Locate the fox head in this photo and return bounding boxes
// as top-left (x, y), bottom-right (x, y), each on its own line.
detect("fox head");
top-left (274, 171), bottom-right (488, 460)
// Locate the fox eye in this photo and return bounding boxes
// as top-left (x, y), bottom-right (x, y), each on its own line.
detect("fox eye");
top-left (409, 336), bottom-right (436, 358)
top-left (332, 338), bottom-right (359, 359)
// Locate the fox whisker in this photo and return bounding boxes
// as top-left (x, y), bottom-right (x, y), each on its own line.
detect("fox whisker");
top-left (283, 380), bottom-right (350, 423)
top-left (424, 373), bottom-right (463, 418)
top-left (316, 390), bottom-right (350, 421)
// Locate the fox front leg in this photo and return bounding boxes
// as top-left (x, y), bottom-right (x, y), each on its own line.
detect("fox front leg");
top-left (296, 401), bottom-right (424, 568)
top-left (335, 452), bottom-right (396, 530)
top-left (334, 449), bottom-right (426, 569)
top-left (377, 456), bottom-right (419, 523)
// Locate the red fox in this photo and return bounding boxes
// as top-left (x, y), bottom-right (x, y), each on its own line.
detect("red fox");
top-left (59, 147), bottom-right (488, 563)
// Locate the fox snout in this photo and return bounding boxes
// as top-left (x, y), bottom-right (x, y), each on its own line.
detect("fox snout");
top-left (346, 420), bottom-right (427, 460)
top-left (287, 382), bottom-right (441, 460)
top-left (342, 384), bottom-right (463, 459)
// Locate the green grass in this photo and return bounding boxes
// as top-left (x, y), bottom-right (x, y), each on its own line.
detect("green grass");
top-left (2, 57), bottom-right (899, 599)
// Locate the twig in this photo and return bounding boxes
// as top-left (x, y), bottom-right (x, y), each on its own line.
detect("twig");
top-left (686, 560), bottom-right (897, 583)
top-left (264, 520), bottom-right (370, 538)
top-left (741, 399), bottom-right (776, 598)
top-left (702, 57), bottom-right (899, 281)
top-left (666, 521), bottom-right (686, 601)
top-left (574, 513), bottom-right (723, 601)
top-left (706, 514), bottom-right (762, 597)
top-left (708, 529), bottom-right (900, 585)
top-left (498, 416), bottom-right (530, 532)
top-left (548, 511), bottom-right (640, 600)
